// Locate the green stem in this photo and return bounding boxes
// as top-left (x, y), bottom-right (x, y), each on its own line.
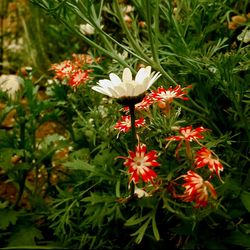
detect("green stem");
top-left (113, 0), bottom-right (173, 86)
top-left (20, 119), bottom-right (26, 149)
top-left (14, 170), bottom-right (28, 208)
top-left (154, 63), bottom-right (178, 86)
top-left (185, 140), bottom-right (193, 161)
top-left (113, 0), bottom-right (177, 87)
top-left (89, 4), bottom-right (117, 54)
top-left (113, 0), bottom-right (153, 63)
top-left (145, 0), bottom-right (159, 63)
top-left (64, 2), bottom-right (136, 71)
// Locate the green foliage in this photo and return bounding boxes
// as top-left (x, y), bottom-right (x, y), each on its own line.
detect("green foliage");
top-left (240, 191), bottom-right (250, 213)
top-left (0, 0), bottom-right (249, 249)
top-left (7, 224), bottom-right (43, 247)
top-left (125, 208), bottom-right (160, 244)
top-left (0, 208), bottom-right (19, 230)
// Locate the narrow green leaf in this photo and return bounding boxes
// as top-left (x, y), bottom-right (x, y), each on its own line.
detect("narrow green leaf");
top-left (131, 218), bottom-right (151, 244)
top-left (63, 159), bottom-right (95, 172)
top-left (115, 178), bottom-right (121, 198)
top-left (240, 191), bottom-right (250, 213)
top-left (124, 213), bottom-right (150, 227)
top-left (152, 215), bottom-right (160, 241)
top-left (223, 230), bottom-right (250, 248)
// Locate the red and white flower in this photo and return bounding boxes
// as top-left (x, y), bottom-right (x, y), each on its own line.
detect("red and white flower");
top-left (119, 143), bottom-right (160, 185)
top-left (179, 170), bottom-right (217, 207)
top-left (114, 116), bottom-right (145, 133)
top-left (165, 125), bottom-right (209, 159)
top-left (166, 125), bottom-right (208, 143)
top-left (50, 60), bottom-right (76, 80)
top-left (195, 147), bottom-right (224, 181)
top-left (150, 85), bottom-right (190, 103)
top-left (71, 53), bottom-right (95, 67)
top-left (68, 69), bottom-right (89, 87)
top-left (122, 95), bottom-right (154, 113)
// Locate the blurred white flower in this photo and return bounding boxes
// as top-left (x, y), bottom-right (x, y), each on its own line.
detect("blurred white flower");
top-left (98, 105), bottom-right (108, 118)
top-left (6, 38), bottom-right (24, 53)
top-left (208, 66), bottom-right (217, 73)
top-left (80, 23), bottom-right (95, 35)
top-left (237, 28), bottom-right (250, 43)
top-left (134, 186), bottom-right (151, 198)
top-left (112, 51), bottom-right (128, 63)
top-left (123, 5), bottom-right (134, 13)
top-left (92, 66), bottom-right (161, 99)
top-left (118, 51), bottom-right (128, 60)
top-left (47, 79), bottom-right (54, 85)
top-left (0, 75), bottom-right (23, 100)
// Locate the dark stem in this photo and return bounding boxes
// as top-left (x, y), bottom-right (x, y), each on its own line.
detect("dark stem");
top-left (128, 103), bottom-right (136, 147)
top-left (128, 103), bottom-right (136, 197)
top-left (14, 170), bottom-right (28, 208)
top-left (20, 119), bottom-right (26, 149)
top-left (14, 118), bottom-right (27, 208)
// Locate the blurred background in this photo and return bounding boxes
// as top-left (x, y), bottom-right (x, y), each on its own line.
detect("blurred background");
top-left (0, 0), bottom-right (87, 78)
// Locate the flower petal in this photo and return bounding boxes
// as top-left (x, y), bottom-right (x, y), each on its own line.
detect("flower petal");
top-left (122, 68), bottom-right (133, 83)
top-left (135, 66), bottom-right (150, 83)
top-left (109, 73), bottom-right (122, 84)
top-left (92, 66), bottom-right (161, 98)
top-left (92, 86), bottom-right (112, 97)
top-left (147, 72), bottom-right (162, 89)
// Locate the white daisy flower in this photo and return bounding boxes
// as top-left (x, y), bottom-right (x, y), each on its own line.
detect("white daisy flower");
top-left (92, 66), bottom-right (161, 99)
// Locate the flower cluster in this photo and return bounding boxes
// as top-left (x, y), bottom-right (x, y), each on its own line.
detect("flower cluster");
top-left (96, 67), bottom-right (191, 134)
top-left (92, 66), bottom-right (224, 208)
top-left (50, 53), bottom-right (95, 88)
top-left (113, 85), bottom-right (190, 133)
top-left (166, 125), bottom-right (224, 207)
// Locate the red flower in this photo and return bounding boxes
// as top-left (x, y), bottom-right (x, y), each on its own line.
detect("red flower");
top-left (135, 95), bottom-right (154, 110)
top-left (166, 125), bottom-right (208, 142)
top-left (119, 143), bottom-right (160, 185)
top-left (178, 170), bottom-right (217, 207)
top-left (122, 95), bottom-right (154, 114)
top-left (150, 85), bottom-right (190, 103)
top-left (71, 53), bottom-right (94, 67)
top-left (114, 116), bottom-right (145, 133)
top-left (165, 126), bottom-right (209, 159)
top-left (50, 60), bottom-right (76, 80)
top-left (195, 147), bottom-right (224, 181)
top-left (68, 69), bottom-right (89, 87)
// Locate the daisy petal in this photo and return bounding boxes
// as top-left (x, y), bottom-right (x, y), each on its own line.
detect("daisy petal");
top-left (122, 68), bottom-right (133, 83)
top-left (109, 73), bottom-right (122, 84)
